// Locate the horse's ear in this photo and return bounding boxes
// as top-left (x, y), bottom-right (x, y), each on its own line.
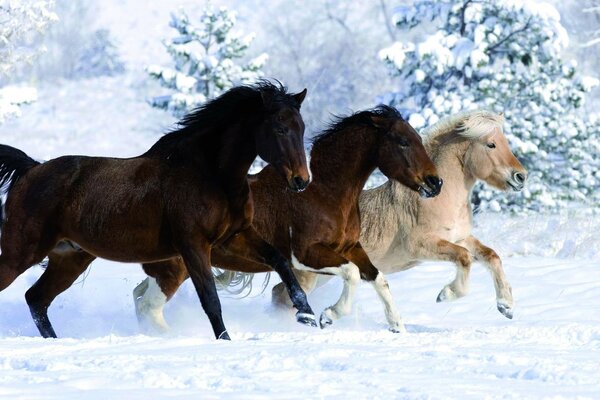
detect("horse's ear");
top-left (371, 115), bottom-right (391, 130)
top-left (261, 90), bottom-right (275, 108)
top-left (293, 88), bottom-right (307, 107)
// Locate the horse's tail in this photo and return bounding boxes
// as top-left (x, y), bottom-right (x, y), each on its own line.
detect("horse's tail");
top-left (0, 144), bottom-right (41, 228)
top-left (212, 268), bottom-right (270, 297)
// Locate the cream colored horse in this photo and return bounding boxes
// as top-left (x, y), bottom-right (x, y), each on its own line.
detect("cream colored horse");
top-left (271, 110), bottom-right (527, 327)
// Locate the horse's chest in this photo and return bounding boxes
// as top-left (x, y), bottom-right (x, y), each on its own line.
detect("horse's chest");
top-left (329, 213), bottom-right (361, 252)
top-left (197, 191), bottom-right (252, 244)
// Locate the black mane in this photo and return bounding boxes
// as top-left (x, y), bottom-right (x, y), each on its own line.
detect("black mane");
top-left (144, 80), bottom-right (298, 159)
top-left (311, 105), bottom-right (403, 146)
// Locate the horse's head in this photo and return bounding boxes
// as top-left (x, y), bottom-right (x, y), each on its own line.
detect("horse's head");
top-left (464, 124), bottom-right (527, 192)
top-left (373, 108), bottom-right (442, 198)
top-left (255, 87), bottom-right (310, 192)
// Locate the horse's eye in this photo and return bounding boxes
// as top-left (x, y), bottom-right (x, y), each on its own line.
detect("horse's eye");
top-left (487, 142), bottom-right (496, 149)
top-left (276, 127), bottom-right (287, 136)
top-left (398, 138), bottom-right (409, 147)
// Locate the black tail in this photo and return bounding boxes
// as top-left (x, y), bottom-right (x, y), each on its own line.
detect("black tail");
top-left (0, 144), bottom-right (41, 229)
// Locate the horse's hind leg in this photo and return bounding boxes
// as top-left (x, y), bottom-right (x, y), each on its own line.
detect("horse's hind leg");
top-left (462, 236), bottom-right (513, 319)
top-left (0, 255), bottom-right (28, 292)
top-left (135, 258), bottom-right (189, 334)
top-left (25, 245), bottom-right (96, 338)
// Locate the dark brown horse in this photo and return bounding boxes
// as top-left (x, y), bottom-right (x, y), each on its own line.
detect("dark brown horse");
top-left (0, 81), bottom-right (317, 340)
top-left (130, 105), bottom-right (442, 332)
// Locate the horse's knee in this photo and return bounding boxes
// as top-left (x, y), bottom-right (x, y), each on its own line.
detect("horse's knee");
top-left (455, 248), bottom-right (472, 269)
top-left (344, 264), bottom-right (361, 284)
top-left (486, 250), bottom-right (502, 269)
top-left (25, 284), bottom-right (50, 308)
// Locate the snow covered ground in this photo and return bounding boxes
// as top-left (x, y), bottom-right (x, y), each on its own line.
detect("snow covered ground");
top-left (0, 210), bottom-right (599, 399)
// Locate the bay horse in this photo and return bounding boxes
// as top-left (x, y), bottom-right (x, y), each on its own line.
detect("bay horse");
top-left (272, 110), bottom-right (527, 320)
top-left (0, 81), bottom-right (317, 340)
top-left (128, 105), bottom-right (442, 332)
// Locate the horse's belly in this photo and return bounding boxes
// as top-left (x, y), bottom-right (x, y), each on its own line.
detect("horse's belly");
top-left (375, 251), bottom-right (421, 274)
top-left (75, 239), bottom-right (177, 263)
top-left (65, 222), bottom-right (177, 263)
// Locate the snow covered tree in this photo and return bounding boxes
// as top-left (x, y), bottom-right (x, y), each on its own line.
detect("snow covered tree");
top-left (379, 0), bottom-right (600, 212)
top-left (147, 5), bottom-right (268, 117)
top-left (0, 0), bottom-right (57, 123)
top-left (73, 29), bottom-right (125, 78)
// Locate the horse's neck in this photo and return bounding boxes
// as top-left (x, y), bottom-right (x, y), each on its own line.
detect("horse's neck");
top-left (211, 127), bottom-right (256, 198)
top-left (431, 140), bottom-right (476, 203)
top-left (310, 128), bottom-right (377, 207)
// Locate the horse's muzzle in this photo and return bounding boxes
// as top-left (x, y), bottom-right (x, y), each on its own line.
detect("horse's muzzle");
top-left (507, 171), bottom-right (526, 191)
top-left (289, 175), bottom-right (310, 192)
top-left (418, 175), bottom-right (443, 198)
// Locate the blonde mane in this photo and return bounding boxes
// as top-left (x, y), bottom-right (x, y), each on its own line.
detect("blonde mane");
top-left (421, 109), bottom-right (504, 142)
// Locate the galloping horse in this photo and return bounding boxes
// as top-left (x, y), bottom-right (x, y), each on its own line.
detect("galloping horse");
top-left (272, 110), bottom-right (527, 321)
top-left (125, 105), bottom-right (442, 332)
top-left (0, 81), bottom-right (317, 340)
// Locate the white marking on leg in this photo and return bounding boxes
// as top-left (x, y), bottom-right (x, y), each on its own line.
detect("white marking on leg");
top-left (291, 255), bottom-right (360, 327)
top-left (322, 263), bottom-right (360, 322)
top-left (372, 272), bottom-right (406, 333)
top-left (134, 277), bottom-right (169, 333)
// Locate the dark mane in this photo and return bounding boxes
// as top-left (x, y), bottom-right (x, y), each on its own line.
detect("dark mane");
top-left (311, 105), bottom-right (403, 146)
top-left (144, 80), bottom-right (298, 159)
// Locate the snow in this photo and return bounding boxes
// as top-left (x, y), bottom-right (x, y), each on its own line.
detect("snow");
top-left (1, 1), bottom-right (599, 397)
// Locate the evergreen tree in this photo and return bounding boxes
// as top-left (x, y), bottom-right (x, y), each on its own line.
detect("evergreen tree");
top-left (147, 5), bottom-right (267, 118)
top-left (379, 0), bottom-right (600, 212)
top-left (73, 29), bottom-right (125, 79)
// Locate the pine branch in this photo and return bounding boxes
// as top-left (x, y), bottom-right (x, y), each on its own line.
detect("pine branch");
top-left (459, 0), bottom-right (474, 36)
top-left (486, 17), bottom-right (532, 54)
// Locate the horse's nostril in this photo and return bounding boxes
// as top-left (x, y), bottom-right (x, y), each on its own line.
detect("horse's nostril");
top-left (425, 175), bottom-right (442, 191)
top-left (293, 176), bottom-right (307, 190)
top-left (514, 172), bottom-right (525, 184)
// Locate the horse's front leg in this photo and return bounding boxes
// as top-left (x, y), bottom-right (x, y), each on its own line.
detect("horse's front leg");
top-left (220, 227), bottom-right (317, 327)
top-left (413, 236), bottom-right (473, 303)
top-left (461, 235), bottom-right (513, 319)
top-left (178, 238), bottom-right (230, 340)
top-left (271, 268), bottom-right (321, 309)
top-left (343, 244), bottom-right (405, 333)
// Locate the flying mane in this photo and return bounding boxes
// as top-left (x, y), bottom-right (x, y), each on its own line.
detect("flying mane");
top-left (144, 80), bottom-right (298, 160)
top-left (311, 105), bottom-right (403, 147)
top-left (421, 109), bottom-right (504, 159)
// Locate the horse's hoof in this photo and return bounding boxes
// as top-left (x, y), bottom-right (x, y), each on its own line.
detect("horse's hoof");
top-left (436, 292), bottom-right (444, 303)
top-left (217, 330), bottom-right (231, 340)
top-left (319, 312), bottom-right (333, 329)
top-left (497, 303), bottom-right (514, 319)
top-left (436, 285), bottom-right (457, 302)
top-left (296, 312), bottom-right (318, 327)
top-left (388, 322), bottom-right (407, 334)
